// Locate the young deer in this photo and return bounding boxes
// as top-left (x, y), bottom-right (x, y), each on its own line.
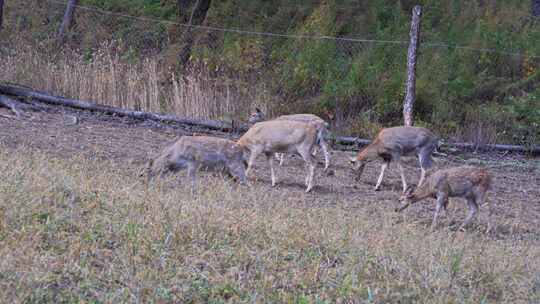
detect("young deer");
top-left (248, 108), bottom-right (331, 170)
top-left (237, 120), bottom-right (318, 192)
top-left (350, 126), bottom-right (439, 192)
top-left (147, 136), bottom-right (247, 192)
top-left (395, 166), bottom-right (491, 231)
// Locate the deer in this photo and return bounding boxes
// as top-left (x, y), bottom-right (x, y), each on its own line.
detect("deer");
top-left (350, 126), bottom-right (439, 193)
top-left (237, 120), bottom-right (318, 192)
top-left (395, 166), bottom-right (491, 232)
top-left (248, 108), bottom-right (331, 170)
top-left (146, 135), bottom-right (247, 192)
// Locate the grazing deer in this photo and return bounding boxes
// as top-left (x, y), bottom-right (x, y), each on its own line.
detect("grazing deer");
top-left (350, 126), bottom-right (439, 192)
top-left (237, 120), bottom-right (318, 192)
top-left (248, 108), bottom-right (331, 170)
top-left (147, 136), bottom-right (247, 192)
top-left (395, 166), bottom-right (491, 231)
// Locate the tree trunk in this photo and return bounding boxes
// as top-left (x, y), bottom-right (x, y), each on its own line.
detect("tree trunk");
top-left (177, 0), bottom-right (193, 23)
top-left (533, 0), bottom-right (540, 17)
top-left (403, 5), bottom-right (422, 126)
top-left (0, 0), bottom-right (4, 30)
top-left (178, 0), bottom-right (211, 68)
top-left (57, 0), bottom-right (79, 44)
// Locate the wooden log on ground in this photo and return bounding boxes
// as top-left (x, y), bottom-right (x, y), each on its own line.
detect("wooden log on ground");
top-left (445, 142), bottom-right (540, 154)
top-left (0, 84), bottom-right (249, 132)
top-left (330, 136), bottom-right (372, 147)
top-left (332, 135), bottom-right (540, 154)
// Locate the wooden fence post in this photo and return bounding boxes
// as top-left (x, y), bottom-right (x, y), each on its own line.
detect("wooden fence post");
top-left (403, 5), bottom-right (422, 126)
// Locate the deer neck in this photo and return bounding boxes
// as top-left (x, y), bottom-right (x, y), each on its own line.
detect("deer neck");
top-left (356, 143), bottom-right (380, 163)
top-left (410, 183), bottom-right (435, 202)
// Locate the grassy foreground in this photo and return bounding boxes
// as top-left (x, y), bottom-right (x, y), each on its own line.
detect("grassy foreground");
top-left (0, 149), bottom-right (538, 303)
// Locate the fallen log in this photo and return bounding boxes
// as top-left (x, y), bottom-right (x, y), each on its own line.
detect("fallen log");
top-left (331, 136), bottom-right (540, 154)
top-left (0, 84), bottom-right (248, 132)
top-left (330, 136), bottom-right (372, 147)
top-left (1, 83), bottom-right (538, 154)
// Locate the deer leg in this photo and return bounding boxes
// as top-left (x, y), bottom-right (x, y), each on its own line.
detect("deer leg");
top-left (187, 162), bottom-right (198, 195)
top-left (419, 145), bottom-right (436, 185)
top-left (306, 162), bottom-right (315, 193)
top-left (374, 161), bottom-right (389, 191)
top-left (441, 197), bottom-right (450, 218)
top-left (245, 149), bottom-right (260, 178)
top-left (431, 192), bottom-right (447, 231)
top-left (397, 162), bottom-right (408, 193)
top-left (459, 197), bottom-right (479, 231)
top-left (278, 153), bottom-right (285, 166)
top-left (266, 152), bottom-right (277, 187)
top-left (418, 167), bottom-right (427, 188)
top-left (319, 140), bottom-right (330, 171)
top-left (298, 147), bottom-right (316, 193)
top-left (476, 189), bottom-right (492, 233)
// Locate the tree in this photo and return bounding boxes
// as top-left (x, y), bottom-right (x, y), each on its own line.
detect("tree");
top-left (177, 0), bottom-right (212, 68)
top-left (403, 5), bottom-right (422, 126)
top-left (533, 0), bottom-right (540, 17)
top-left (177, 0), bottom-right (192, 23)
top-left (0, 0), bottom-right (4, 30)
top-left (57, 0), bottom-right (79, 44)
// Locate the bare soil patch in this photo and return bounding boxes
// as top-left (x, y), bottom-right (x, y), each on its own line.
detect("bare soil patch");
top-left (1, 105), bottom-right (539, 241)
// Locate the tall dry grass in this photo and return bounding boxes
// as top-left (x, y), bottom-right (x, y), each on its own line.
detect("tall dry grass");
top-left (0, 43), bottom-right (272, 122)
top-left (0, 148), bottom-right (538, 303)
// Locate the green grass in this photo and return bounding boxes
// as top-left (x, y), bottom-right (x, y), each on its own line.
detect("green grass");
top-left (0, 148), bottom-right (538, 303)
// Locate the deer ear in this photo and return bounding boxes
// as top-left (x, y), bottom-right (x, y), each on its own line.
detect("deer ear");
top-left (255, 107), bottom-right (262, 113)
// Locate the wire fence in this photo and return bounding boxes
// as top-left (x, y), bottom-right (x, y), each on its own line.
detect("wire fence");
top-left (1, 0), bottom-right (539, 145)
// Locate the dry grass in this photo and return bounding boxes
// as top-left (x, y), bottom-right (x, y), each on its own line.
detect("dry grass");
top-left (0, 148), bottom-right (538, 303)
top-left (0, 43), bottom-right (271, 122)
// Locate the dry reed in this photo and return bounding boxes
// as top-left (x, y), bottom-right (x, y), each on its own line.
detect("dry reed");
top-left (0, 42), bottom-right (270, 122)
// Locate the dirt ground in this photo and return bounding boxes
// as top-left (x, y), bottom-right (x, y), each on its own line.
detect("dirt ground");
top-left (1, 104), bottom-right (539, 241)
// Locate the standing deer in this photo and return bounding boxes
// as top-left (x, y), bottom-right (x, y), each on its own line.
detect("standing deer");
top-left (237, 120), bottom-right (318, 192)
top-left (350, 126), bottom-right (439, 192)
top-left (395, 166), bottom-right (491, 231)
top-left (248, 108), bottom-right (331, 170)
top-left (146, 136), bottom-right (247, 192)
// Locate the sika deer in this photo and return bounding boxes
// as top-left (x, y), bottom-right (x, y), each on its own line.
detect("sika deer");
top-left (147, 136), bottom-right (247, 192)
top-left (248, 108), bottom-right (331, 170)
top-left (395, 166), bottom-right (491, 231)
top-left (350, 126), bottom-right (439, 192)
top-left (237, 120), bottom-right (318, 192)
